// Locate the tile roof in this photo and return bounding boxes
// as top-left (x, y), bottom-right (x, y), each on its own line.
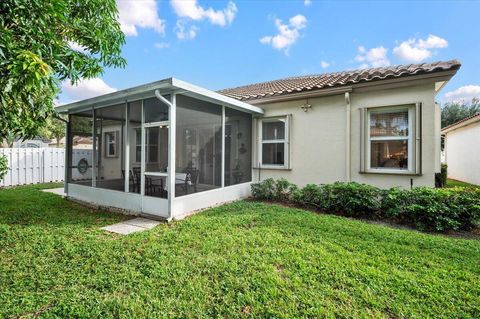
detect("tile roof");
top-left (218, 60), bottom-right (461, 102)
top-left (441, 113), bottom-right (480, 133)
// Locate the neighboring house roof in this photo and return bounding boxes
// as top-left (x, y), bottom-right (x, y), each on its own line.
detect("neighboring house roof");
top-left (218, 60), bottom-right (461, 102)
top-left (441, 113), bottom-right (480, 134)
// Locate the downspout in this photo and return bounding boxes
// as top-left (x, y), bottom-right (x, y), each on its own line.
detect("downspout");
top-left (154, 89), bottom-right (174, 221)
top-left (345, 92), bottom-right (351, 182)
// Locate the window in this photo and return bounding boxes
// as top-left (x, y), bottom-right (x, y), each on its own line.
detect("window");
top-left (259, 116), bottom-right (289, 168)
top-left (366, 106), bottom-right (417, 173)
top-left (105, 132), bottom-right (117, 157)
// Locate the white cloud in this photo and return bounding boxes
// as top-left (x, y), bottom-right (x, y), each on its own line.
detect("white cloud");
top-left (154, 42), bottom-right (170, 49)
top-left (355, 45), bottom-right (390, 68)
top-left (304, 0), bottom-right (312, 6)
top-left (320, 60), bottom-right (330, 68)
top-left (175, 20), bottom-right (198, 40)
top-left (444, 85), bottom-right (480, 102)
top-left (117, 0), bottom-right (165, 36)
top-left (68, 41), bottom-right (87, 53)
top-left (170, 0), bottom-right (237, 26)
top-left (260, 14), bottom-right (307, 54)
top-left (393, 34), bottom-right (448, 63)
top-left (61, 78), bottom-right (117, 102)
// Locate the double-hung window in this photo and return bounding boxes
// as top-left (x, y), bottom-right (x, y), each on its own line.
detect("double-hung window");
top-left (105, 132), bottom-right (117, 158)
top-left (259, 116), bottom-right (290, 168)
top-left (365, 105), bottom-right (419, 173)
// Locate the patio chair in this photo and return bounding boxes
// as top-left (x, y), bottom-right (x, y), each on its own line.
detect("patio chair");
top-left (184, 168), bottom-right (199, 194)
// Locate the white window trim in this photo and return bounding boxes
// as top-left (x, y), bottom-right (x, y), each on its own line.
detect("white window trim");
top-left (257, 116), bottom-right (290, 170)
top-left (366, 106), bottom-right (415, 174)
top-left (105, 131), bottom-right (117, 158)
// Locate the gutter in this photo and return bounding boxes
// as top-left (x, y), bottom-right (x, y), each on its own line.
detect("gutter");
top-left (154, 89), bottom-right (174, 222)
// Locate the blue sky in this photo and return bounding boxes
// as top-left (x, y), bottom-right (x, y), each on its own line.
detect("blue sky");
top-left (60, 0), bottom-right (480, 105)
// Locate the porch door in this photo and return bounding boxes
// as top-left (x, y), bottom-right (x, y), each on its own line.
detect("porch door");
top-left (141, 122), bottom-right (169, 217)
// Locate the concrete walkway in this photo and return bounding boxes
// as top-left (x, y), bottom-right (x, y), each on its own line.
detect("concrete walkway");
top-left (41, 187), bottom-right (160, 235)
top-left (102, 217), bottom-right (161, 235)
top-left (41, 188), bottom-right (66, 197)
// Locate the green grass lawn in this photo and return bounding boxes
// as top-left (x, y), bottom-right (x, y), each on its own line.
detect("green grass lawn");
top-left (1, 185), bottom-right (479, 318)
top-left (446, 178), bottom-right (480, 189)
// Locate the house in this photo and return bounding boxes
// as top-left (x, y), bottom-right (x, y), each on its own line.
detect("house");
top-left (57, 60), bottom-right (460, 220)
top-left (441, 113), bottom-right (480, 185)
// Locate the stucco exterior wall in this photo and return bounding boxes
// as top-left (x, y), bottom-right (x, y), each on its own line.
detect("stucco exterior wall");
top-left (444, 121), bottom-right (480, 185)
top-left (253, 82), bottom-right (439, 189)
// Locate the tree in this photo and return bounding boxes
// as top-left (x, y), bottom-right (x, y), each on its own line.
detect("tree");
top-left (441, 98), bottom-right (480, 128)
top-left (0, 0), bottom-right (126, 141)
top-left (39, 115), bottom-right (67, 148)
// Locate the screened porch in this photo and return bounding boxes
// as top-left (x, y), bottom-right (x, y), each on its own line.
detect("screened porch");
top-left (59, 78), bottom-right (263, 219)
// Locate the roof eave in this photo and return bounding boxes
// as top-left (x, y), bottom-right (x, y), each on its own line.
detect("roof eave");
top-left (441, 114), bottom-right (480, 134)
top-left (56, 77), bottom-right (264, 115)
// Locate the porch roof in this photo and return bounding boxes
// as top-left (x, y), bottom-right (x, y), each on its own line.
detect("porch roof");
top-left (56, 77), bottom-right (264, 115)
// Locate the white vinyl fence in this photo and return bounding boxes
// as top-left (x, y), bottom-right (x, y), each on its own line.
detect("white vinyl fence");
top-left (0, 148), bottom-right (65, 187)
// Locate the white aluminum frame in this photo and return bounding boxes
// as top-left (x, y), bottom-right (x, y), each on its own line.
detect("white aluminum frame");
top-left (366, 106), bottom-right (414, 174)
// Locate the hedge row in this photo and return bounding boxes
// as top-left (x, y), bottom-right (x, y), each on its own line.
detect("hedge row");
top-left (251, 178), bottom-right (480, 232)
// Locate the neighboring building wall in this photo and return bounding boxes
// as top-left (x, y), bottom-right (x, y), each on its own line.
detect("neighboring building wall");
top-left (444, 122), bottom-right (480, 185)
top-left (253, 82), bottom-right (439, 189)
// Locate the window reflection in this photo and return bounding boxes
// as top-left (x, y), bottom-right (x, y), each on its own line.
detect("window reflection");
top-left (225, 108), bottom-right (252, 185)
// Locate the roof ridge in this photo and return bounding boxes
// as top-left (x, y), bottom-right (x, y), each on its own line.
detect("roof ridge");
top-left (218, 59), bottom-right (461, 101)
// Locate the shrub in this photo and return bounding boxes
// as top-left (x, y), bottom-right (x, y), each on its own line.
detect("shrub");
top-left (250, 178), bottom-right (297, 202)
top-left (0, 155), bottom-right (8, 181)
top-left (251, 178), bottom-right (480, 232)
top-left (382, 187), bottom-right (480, 231)
top-left (251, 178), bottom-right (276, 200)
top-left (435, 164), bottom-right (448, 188)
top-left (293, 184), bottom-right (323, 208)
top-left (321, 182), bottom-right (382, 217)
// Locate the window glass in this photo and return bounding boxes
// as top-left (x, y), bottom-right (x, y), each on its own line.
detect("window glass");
top-left (262, 120), bottom-right (285, 140)
top-left (370, 140), bottom-right (408, 169)
top-left (370, 111), bottom-right (408, 137)
top-left (94, 104), bottom-right (125, 191)
top-left (368, 108), bottom-right (410, 171)
top-left (262, 143), bottom-right (285, 165)
top-left (68, 110), bottom-right (93, 185)
top-left (225, 108), bottom-right (252, 186)
top-left (144, 96), bottom-right (169, 123)
top-left (176, 95), bottom-right (222, 197)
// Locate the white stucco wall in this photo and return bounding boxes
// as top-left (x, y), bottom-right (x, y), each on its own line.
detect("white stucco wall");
top-left (444, 121), bottom-right (480, 185)
top-left (253, 82), bottom-right (440, 189)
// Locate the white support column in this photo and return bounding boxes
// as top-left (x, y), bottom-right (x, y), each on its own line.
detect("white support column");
top-left (140, 100), bottom-right (145, 197)
top-left (92, 106), bottom-right (97, 187)
top-left (221, 105), bottom-right (225, 188)
top-left (168, 93), bottom-right (177, 218)
top-left (124, 101), bottom-right (130, 192)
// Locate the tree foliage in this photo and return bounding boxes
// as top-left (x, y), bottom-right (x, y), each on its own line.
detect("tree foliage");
top-left (441, 98), bottom-right (480, 128)
top-left (39, 115), bottom-right (66, 148)
top-left (0, 0), bottom-right (126, 141)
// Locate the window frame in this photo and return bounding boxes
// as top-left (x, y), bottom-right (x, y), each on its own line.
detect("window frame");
top-left (258, 116), bottom-right (290, 169)
top-left (366, 105), bottom-right (415, 174)
top-left (104, 131), bottom-right (118, 158)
